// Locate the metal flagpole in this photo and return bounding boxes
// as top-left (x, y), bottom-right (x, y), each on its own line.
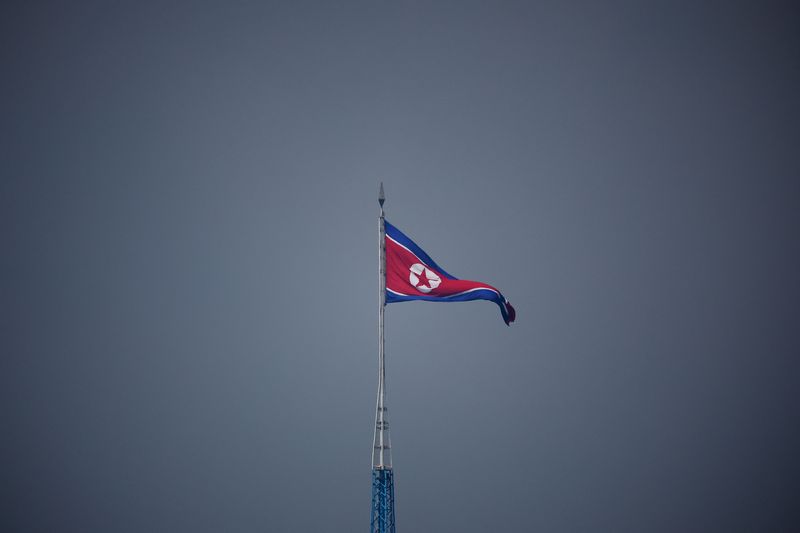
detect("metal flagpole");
top-left (375, 182), bottom-right (386, 468)
top-left (371, 182), bottom-right (395, 533)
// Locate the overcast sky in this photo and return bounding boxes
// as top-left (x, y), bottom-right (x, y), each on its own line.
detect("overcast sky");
top-left (2, 1), bottom-right (799, 532)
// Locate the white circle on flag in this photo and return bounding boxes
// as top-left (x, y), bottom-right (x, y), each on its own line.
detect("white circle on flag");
top-left (409, 263), bottom-right (441, 293)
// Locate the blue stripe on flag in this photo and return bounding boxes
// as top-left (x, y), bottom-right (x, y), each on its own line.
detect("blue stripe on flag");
top-left (385, 220), bottom-right (457, 280)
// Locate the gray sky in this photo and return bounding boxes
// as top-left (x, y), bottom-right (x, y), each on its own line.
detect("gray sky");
top-left (2, 1), bottom-right (799, 531)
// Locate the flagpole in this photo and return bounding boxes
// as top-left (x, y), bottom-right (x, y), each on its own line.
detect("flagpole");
top-left (373, 182), bottom-right (389, 469)
top-left (370, 182), bottom-right (395, 533)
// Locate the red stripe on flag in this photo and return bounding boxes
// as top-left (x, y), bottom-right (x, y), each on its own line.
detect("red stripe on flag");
top-left (385, 236), bottom-right (502, 298)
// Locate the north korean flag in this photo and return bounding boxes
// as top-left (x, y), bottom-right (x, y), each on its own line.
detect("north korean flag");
top-left (385, 220), bottom-right (516, 326)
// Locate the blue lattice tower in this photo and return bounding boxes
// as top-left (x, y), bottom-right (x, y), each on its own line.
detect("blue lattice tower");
top-left (371, 183), bottom-right (396, 533)
top-left (370, 467), bottom-right (395, 533)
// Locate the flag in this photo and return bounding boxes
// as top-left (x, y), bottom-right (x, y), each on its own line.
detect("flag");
top-left (384, 220), bottom-right (516, 325)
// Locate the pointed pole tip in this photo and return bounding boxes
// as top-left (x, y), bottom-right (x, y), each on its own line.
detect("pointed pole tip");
top-left (378, 182), bottom-right (385, 207)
